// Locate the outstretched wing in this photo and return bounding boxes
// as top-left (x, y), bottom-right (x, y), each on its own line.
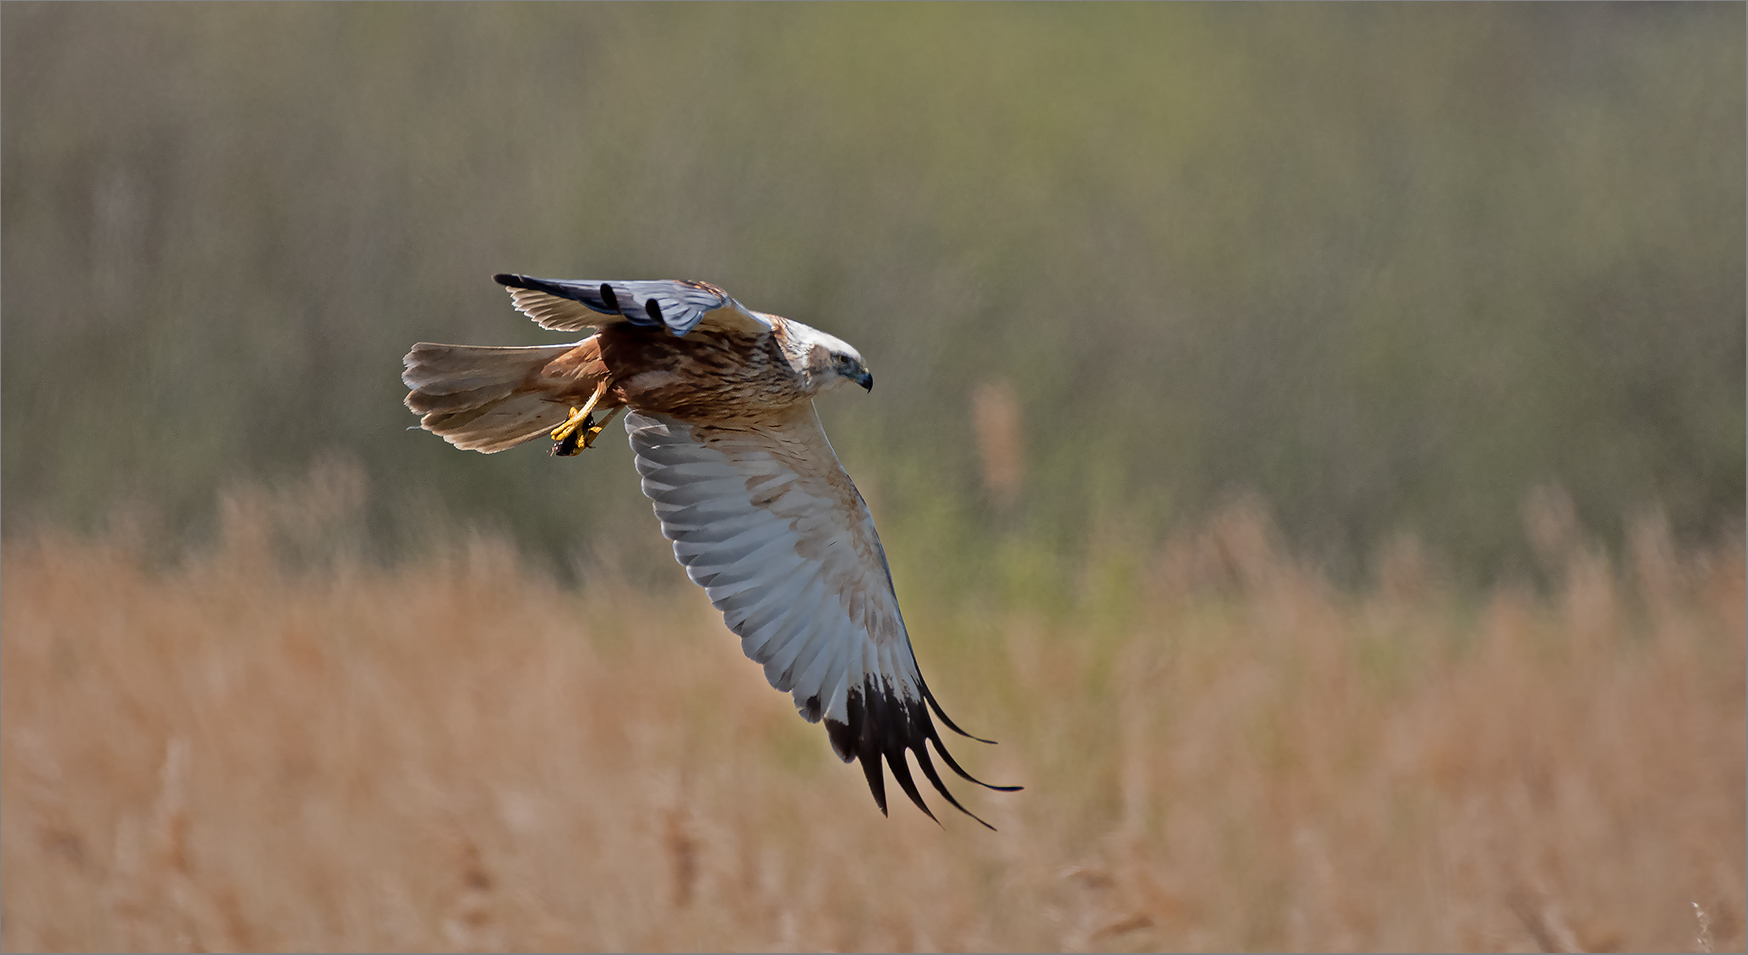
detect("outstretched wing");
top-left (494, 273), bottom-right (772, 337)
top-left (625, 409), bottom-right (1018, 827)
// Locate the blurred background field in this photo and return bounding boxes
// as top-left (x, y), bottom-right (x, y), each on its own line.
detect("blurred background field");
top-left (2, 3), bottom-right (1743, 951)
top-left (3, 485), bottom-right (1742, 950)
top-left (4, 2), bottom-right (1743, 583)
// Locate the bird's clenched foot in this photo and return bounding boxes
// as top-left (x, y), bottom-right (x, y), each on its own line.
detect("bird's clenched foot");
top-left (550, 377), bottom-right (614, 456)
top-left (550, 409), bottom-right (593, 456)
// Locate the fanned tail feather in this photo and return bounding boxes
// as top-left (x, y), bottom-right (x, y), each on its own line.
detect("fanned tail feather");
top-left (401, 342), bottom-right (579, 453)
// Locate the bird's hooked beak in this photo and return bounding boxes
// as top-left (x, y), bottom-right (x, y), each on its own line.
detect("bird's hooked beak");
top-left (853, 367), bottom-right (873, 392)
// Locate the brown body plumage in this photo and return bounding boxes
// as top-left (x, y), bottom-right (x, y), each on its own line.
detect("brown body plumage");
top-left (599, 319), bottom-right (809, 423)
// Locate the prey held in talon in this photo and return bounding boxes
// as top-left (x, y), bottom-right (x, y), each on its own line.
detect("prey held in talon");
top-left (401, 274), bottom-right (1019, 826)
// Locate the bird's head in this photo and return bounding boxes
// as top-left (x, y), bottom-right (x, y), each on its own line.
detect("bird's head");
top-left (789, 323), bottom-right (873, 394)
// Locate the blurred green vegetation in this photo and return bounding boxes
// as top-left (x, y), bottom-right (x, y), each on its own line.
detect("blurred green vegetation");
top-left (4, 3), bottom-right (1742, 590)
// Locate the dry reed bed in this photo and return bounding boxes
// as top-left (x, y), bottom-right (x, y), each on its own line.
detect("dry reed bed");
top-left (2, 503), bottom-right (1742, 951)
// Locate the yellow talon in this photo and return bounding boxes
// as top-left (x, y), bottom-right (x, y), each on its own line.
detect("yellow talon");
top-left (550, 377), bottom-right (614, 454)
top-left (550, 406), bottom-right (593, 444)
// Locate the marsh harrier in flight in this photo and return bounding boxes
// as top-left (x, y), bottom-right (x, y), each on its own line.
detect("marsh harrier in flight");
top-left (402, 274), bottom-right (1017, 826)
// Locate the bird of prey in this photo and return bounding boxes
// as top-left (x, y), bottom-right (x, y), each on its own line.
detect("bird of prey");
top-left (402, 274), bottom-right (1017, 826)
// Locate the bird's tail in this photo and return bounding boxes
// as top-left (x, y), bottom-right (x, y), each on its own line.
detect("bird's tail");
top-left (402, 341), bottom-right (593, 453)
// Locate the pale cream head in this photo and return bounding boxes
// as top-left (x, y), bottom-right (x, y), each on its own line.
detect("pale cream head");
top-left (781, 320), bottom-right (873, 394)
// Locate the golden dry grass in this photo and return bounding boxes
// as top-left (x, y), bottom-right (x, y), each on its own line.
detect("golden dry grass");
top-left (2, 495), bottom-right (1742, 952)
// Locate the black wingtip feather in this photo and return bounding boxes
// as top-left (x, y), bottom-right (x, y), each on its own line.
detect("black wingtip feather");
top-left (913, 735), bottom-right (999, 831)
top-left (493, 273), bottom-right (623, 318)
top-left (880, 695), bottom-right (939, 825)
top-left (826, 717), bottom-right (857, 763)
top-left (857, 686), bottom-right (889, 816)
top-left (934, 743), bottom-right (1025, 793)
top-left (917, 672), bottom-right (999, 744)
top-left (834, 677), bottom-right (1017, 829)
top-left (886, 751), bottom-right (940, 825)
